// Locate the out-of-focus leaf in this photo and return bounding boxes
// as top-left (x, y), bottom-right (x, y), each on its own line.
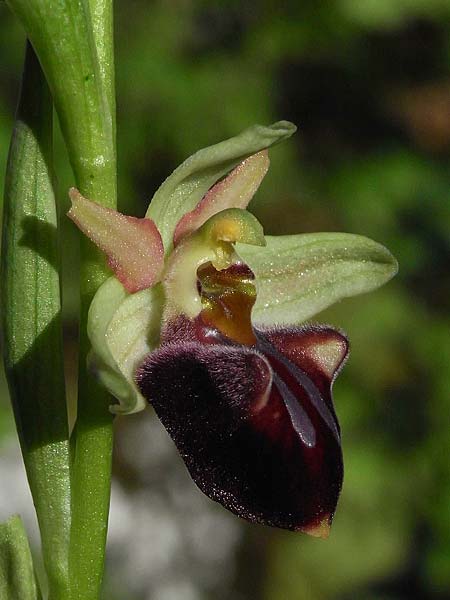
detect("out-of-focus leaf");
top-left (0, 515), bottom-right (41, 600)
top-left (338, 0), bottom-right (450, 28)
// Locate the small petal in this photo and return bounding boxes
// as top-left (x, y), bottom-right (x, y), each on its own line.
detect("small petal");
top-left (173, 150), bottom-right (270, 246)
top-left (68, 188), bottom-right (164, 293)
top-left (236, 232), bottom-right (398, 326)
top-left (146, 121), bottom-right (296, 253)
top-left (136, 325), bottom-right (345, 534)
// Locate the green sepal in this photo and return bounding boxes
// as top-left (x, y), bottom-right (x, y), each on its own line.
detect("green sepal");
top-left (87, 277), bottom-right (164, 414)
top-left (146, 120), bottom-right (296, 253)
top-left (0, 515), bottom-right (42, 600)
top-left (236, 232), bottom-right (398, 326)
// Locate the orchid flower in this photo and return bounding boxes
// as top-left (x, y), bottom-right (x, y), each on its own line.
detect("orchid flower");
top-left (68, 121), bottom-right (397, 538)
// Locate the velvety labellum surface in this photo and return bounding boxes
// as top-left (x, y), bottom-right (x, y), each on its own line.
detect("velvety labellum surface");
top-left (137, 264), bottom-right (348, 536)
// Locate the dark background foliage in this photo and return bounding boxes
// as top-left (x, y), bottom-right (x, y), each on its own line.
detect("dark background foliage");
top-left (0, 1), bottom-right (449, 599)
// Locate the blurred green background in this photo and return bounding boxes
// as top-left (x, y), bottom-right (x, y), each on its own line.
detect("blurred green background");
top-left (1, 1), bottom-right (450, 599)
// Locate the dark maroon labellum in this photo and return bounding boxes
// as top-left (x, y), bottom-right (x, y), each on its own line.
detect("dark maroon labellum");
top-left (136, 263), bottom-right (348, 536)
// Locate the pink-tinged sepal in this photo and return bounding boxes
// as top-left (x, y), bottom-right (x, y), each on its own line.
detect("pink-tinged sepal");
top-left (173, 150), bottom-right (269, 246)
top-left (68, 188), bottom-right (164, 293)
top-left (136, 321), bottom-right (347, 536)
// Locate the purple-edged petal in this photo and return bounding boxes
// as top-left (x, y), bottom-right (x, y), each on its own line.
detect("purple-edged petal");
top-left (173, 150), bottom-right (269, 246)
top-left (68, 188), bottom-right (164, 293)
top-left (136, 324), bottom-right (346, 536)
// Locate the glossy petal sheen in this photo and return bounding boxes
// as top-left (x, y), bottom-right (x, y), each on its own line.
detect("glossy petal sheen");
top-left (68, 188), bottom-right (164, 292)
top-left (137, 321), bottom-right (348, 535)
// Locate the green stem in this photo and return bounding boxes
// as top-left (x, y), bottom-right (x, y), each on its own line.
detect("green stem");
top-left (70, 2), bottom-right (116, 595)
top-left (1, 42), bottom-right (70, 600)
top-left (6, 2), bottom-right (117, 598)
top-left (5, 0), bottom-right (116, 207)
top-left (70, 3), bottom-right (116, 599)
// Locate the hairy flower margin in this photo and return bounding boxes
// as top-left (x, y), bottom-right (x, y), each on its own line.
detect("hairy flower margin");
top-left (68, 121), bottom-right (398, 537)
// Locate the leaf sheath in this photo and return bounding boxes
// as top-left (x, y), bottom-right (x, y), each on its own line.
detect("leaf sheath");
top-left (1, 42), bottom-right (70, 600)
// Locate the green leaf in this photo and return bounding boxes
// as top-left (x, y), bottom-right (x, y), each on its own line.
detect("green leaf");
top-left (0, 516), bottom-right (41, 600)
top-left (146, 120), bottom-right (296, 253)
top-left (236, 232), bottom-right (398, 326)
top-left (1, 43), bottom-right (70, 599)
top-left (88, 278), bottom-right (164, 414)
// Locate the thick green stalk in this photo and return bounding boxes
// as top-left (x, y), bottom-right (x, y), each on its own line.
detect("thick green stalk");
top-left (1, 43), bottom-right (70, 600)
top-left (89, 0), bottom-right (116, 139)
top-left (70, 3), bottom-right (117, 597)
top-left (5, 0), bottom-right (116, 205)
top-left (6, 2), bottom-right (117, 598)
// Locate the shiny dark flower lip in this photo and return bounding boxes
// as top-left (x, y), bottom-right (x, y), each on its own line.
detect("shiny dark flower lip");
top-left (66, 120), bottom-right (397, 536)
top-left (136, 262), bottom-right (348, 537)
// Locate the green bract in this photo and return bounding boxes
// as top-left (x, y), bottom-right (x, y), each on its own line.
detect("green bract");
top-left (78, 121), bottom-right (398, 415)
